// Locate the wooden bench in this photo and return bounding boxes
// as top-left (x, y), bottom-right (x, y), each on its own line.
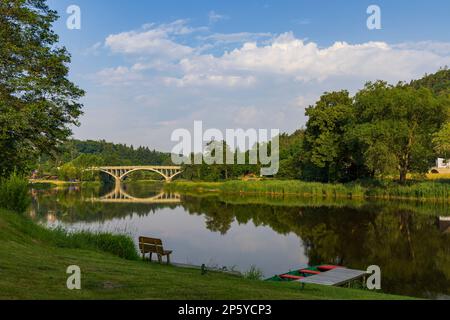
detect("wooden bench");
top-left (138, 236), bottom-right (173, 264)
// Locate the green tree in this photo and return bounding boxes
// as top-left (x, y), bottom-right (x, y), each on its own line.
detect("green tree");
top-left (302, 91), bottom-right (359, 182)
top-left (0, 0), bottom-right (84, 178)
top-left (433, 123), bottom-right (450, 158)
top-left (58, 163), bottom-right (79, 181)
top-left (351, 82), bottom-right (447, 183)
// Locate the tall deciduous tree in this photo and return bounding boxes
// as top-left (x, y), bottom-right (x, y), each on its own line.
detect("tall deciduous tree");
top-left (351, 81), bottom-right (447, 183)
top-left (0, 0), bottom-right (84, 177)
top-left (302, 91), bottom-right (360, 182)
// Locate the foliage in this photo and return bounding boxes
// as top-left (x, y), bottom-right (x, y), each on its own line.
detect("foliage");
top-left (410, 67), bottom-right (450, 96)
top-left (167, 179), bottom-right (450, 202)
top-left (302, 91), bottom-right (362, 182)
top-left (5, 206), bottom-right (139, 260)
top-left (181, 141), bottom-right (260, 181)
top-left (433, 122), bottom-right (450, 157)
top-left (56, 230), bottom-right (140, 260)
top-left (350, 82), bottom-right (447, 183)
top-left (178, 69), bottom-right (449, 184)
top-left (0, 0), bottom-right (84, 178)
top-left (0, 173), bottom-right (30, 213)
top-left (244, 265), bottom-right (264, 280)
top-left (35, 139), bottom-right (172, 181)
top-left (295, 71), bottom-right (450, 183)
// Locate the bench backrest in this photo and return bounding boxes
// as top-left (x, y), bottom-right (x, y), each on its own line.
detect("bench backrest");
top-left (139, 236), bottom-right (164, 254)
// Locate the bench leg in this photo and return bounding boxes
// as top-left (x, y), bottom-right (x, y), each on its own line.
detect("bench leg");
top-left (166, 254), bottom-right (171, 265)
top-left (149, 253), bottom-right (153, 262)
top-left (142, 252), bottom-right (146, 261)
top-left (157, 255), bottom-right (162, 264)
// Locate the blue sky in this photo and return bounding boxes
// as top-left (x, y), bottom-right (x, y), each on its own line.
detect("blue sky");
top-left (47, 0), bottom-right (450, 151)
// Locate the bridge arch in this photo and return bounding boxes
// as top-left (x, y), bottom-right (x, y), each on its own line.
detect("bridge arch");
top-left (98, 169), bottom-right (120, 181)
top-left (91, 166), bottom-right (183, 183)
top-left (119, 168), bottom-right (169, 181)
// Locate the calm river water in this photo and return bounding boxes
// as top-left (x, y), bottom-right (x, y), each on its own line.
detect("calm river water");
top-left (29, 183), bottom-right (450, 299)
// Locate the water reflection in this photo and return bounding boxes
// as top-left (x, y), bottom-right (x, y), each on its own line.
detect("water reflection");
top-left (29, 184), bottom-right (450, 299)
top-left (91, 182), bottom-right (181, 204)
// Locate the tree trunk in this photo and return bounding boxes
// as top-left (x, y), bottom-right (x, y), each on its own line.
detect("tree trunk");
top-left (399, 168), bottom-right (407, 184)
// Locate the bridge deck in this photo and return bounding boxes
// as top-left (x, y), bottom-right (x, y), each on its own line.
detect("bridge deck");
top-left (97, 166), bottom-right (182, 170)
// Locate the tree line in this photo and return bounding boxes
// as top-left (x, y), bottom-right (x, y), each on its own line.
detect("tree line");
top-left (184, 69), bottom-right (450, 184)
top-left (37, 139), bottom-right (172, 181)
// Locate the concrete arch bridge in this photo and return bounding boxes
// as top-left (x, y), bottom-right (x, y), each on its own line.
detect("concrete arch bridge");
top-left (90, 166), bottom-right (183, 183)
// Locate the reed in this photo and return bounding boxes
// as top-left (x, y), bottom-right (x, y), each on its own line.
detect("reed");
top-left (7, 211), bottom-right (139, 260)
top-left (0, 172), bottom-right (30, 213)
top-left (167, 179), bottom-right (450, 202)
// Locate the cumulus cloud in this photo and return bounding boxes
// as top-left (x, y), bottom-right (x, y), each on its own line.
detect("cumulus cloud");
top-left (173, 32), bottom-right (448, 84)
top-left (104, 20), bottom-right (203, 59)
top-left (392, 41), bottom-right (450, 56)
top-left (94, 66), bottom-right (145, 86)
top-left (163, 74), bottom-right (257, 88)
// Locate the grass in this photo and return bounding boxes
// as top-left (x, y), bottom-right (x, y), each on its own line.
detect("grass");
top-left (3, 210), bottom-right (139, 261)
top-left (0, 173), bottom-right (30, 213)
top-left (166, 179), bottom-right (450, 202)
top-left (0, 209), bottom-right (410, 300)
top-left (29, 179), bottom-right (102, 188)
top-left (426, 173), bottom-right (450, 180)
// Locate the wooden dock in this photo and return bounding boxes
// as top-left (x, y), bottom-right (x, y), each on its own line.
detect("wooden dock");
top-left (298, 268), bottom-right (367, 286)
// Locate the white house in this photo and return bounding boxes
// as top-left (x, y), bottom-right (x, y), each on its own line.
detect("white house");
top-left (436, 158), bottom-right (450, 168)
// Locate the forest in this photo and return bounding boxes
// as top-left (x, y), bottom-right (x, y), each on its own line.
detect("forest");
top-left (183, 69), bottom-right (450, 183)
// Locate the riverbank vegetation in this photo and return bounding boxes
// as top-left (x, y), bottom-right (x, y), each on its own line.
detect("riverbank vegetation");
top-left (0, 208), bottom-right (409, 299)
top-left (0, 173), bottom-right (31, 213)
top-left (167, 179), bottom-right (450, 202)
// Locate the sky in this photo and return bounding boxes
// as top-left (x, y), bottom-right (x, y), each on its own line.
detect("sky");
top-left (47, 0), bottom-right (450, 151)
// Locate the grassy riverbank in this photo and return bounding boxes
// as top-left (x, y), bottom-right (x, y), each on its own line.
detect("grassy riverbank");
top-left (0, 209), bottom-right (409, 300)
top-left (166, 179), bottom-right (450, 202)
top-left (29, 180), bottom-right (102, 189)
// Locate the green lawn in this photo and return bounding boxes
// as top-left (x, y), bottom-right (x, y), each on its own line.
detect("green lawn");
top-left (0, 209), bottom-right (411, 300)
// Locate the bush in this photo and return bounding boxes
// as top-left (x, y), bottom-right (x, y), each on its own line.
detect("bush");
top-left (0, 173), bottom-right (30, 213)
top-left (4, 209), bottom-right (139, 260)
top-left (64, 231), bottom-right (140, 260)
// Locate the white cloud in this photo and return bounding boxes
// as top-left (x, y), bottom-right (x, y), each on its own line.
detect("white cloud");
top-left (163, 74), bottom-right (257, 88)
top-left (104, 20), bottom-right (202, 59)
top-left (208, 11), bottom-right (229, 24)
top-left (94, 66), bottom-right (144, 86)
top-left (166, 32), bottom-right (450, 87)
top-left (105, 30), bottom-right (193, 58)
top-left (393, 41), bottom-right (450, 56)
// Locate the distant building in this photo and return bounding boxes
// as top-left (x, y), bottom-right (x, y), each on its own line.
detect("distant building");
top-left (436, 158), bottom-right (450, 168)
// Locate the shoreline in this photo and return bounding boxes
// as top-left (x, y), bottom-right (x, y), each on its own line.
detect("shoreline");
top-left (164, 179), bottom-right (450, 203)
